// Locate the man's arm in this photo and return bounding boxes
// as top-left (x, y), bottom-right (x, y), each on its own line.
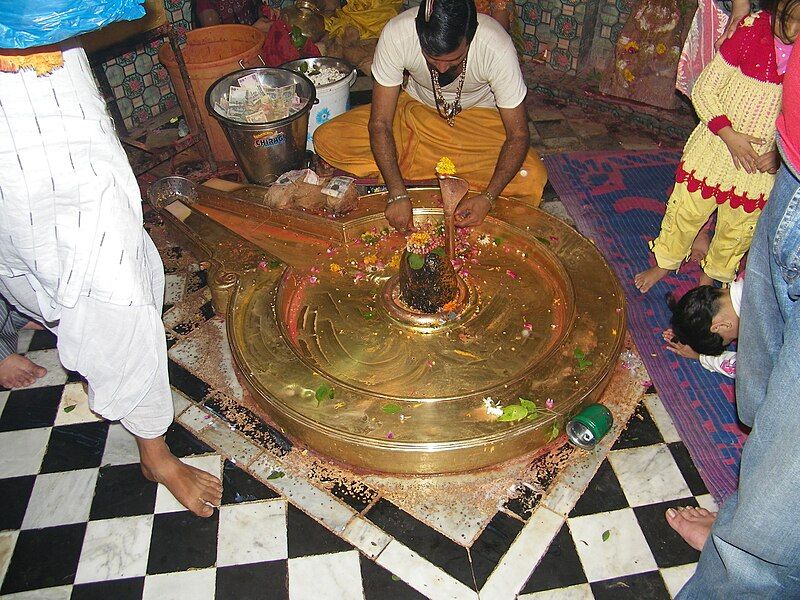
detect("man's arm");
top-left (369, 82), bottom-right (413, 232)
top-left (454, 102), bottom-right (529, 227)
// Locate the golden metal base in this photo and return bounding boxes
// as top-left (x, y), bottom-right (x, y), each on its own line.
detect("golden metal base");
top-left (153, 181), bottom-right (626, 474)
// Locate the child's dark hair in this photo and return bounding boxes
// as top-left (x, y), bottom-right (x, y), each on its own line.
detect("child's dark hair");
top-left (667, 286), bottom-right (727, 355)
top-left (762, 0), bottom-right (800, 41)
top-left (415, 0), bottom-right (478, 56)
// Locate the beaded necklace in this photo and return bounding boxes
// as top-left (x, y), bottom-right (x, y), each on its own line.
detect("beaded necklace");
top-left (429, 56), bottom-right (468, 126)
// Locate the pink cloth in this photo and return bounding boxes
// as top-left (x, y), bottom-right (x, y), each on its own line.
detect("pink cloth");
top-left (676, 0), bottom-right (729, 96)
top-left (777, 41), bottom-right (800, 170)
top-left (775, 37), bottom-right (792, 75)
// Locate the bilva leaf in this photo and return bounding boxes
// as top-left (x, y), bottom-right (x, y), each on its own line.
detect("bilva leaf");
top-left (498, 404), bottom-right (528, 422)
top-left (315, 383), bottom-right (334, 405)
top-left (382, 403), bottom-right (402, 414)
top-left (408, 253), bottom-right (425, 270)
top-left (267, 470), bottom-right (285, 480)
top-left (63, 405), bottom-right (76, 413)
top-left (602, 529), bottom-right (611, 542)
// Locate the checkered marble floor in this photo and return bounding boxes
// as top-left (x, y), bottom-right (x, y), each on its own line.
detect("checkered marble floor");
top-left (0, 324), bottom-right (719, 600)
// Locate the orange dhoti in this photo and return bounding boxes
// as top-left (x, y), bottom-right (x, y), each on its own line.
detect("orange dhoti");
top-left (313, 93), bottom-right (548, 205)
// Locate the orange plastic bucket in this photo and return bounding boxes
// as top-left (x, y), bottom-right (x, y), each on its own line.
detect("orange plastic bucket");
top-left (159, 25), bottom-right (266, 163)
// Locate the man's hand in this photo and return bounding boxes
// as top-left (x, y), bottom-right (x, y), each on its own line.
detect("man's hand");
top-left (718, 126), bottom-right (764, 173)
top-left (663, 329), bottom-right (700, 360)
top-left (755, 149), bottom-right (780, 174)
top-left (385, 198), bottom-right (413, 233)
top-left (454, 194), bottom-right (492, 228)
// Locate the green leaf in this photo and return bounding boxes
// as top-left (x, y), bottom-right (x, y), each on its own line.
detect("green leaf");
top-left (432, 247), bottom-right (446, 257)
top-left (63, 404), bottom-right (76, 413)
top-left (574, 347), bottom-right (585, 359)
top-left (534, 235), bottom-right (551, 246)
top-left (268, 259), bottom-right (282, 269)
top-left (267, 470), bottom-right (285, 480)
top-left (497, 404), bottom-right (529, 422)
top-left (382, 403), bottom-right (402, 414)
top-left (362, 310), bottom-right (374, 319)
top-left (315, 383), bottom-right (334, 405)
top-left (518, 397), bottom-right (537, 412)
top-left (290, 26), bottom-right (307, 50)
top-left (299, 62), bottom-right (308, 73)
top-left (493, 236), bottom-right (503, 246)
top-left (408, 253), bottom-right (425, 270)
top-left (548, 421), bottom-right (560, 441)
top-left (391, 575), bottom-right (400, 581)
top-left (602, 529), bottom-right (611, 542)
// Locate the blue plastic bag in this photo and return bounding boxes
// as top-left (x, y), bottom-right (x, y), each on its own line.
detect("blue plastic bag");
top-left (0, 0), bottom-right (146, 49)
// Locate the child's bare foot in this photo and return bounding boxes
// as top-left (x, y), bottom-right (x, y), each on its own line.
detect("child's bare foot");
top-left (699, 273), bottom-right (714, 287)
top-left (690, 230), bottom-right (712, 263)
top-left (634, 266), bottom-right (670, 293)
top-left (666, 506), bottom-right (717, 551)
top-left (0, 354), bottom-right (47, 388)
top-left (137, 436), bottom-right (222, 517)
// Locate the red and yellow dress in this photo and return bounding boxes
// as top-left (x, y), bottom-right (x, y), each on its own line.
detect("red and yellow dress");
top-left (649, 10), bottom-right (784, 282)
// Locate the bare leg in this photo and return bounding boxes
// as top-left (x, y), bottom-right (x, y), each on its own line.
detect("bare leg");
top-left (634, 266), bottom-right (671, 293)
top-left (136, 435), bottom-right (222, 518)
top-left (0, 354), bottom-right (47, 388)
top-left (690, 229), bottom-right (712, 263)
top-left (666, 506), bottom-right (717, 551)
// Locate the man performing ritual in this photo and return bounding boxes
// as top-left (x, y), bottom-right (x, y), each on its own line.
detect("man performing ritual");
top-left (0, 10), bottom-right (221, 516)
top-left (313, 0), bottom-right (547, 232)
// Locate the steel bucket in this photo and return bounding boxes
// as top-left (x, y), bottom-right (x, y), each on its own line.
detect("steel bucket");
top-left (206, 67), bottom-right (316, 184)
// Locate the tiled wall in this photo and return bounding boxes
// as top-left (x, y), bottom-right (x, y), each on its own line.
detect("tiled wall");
top-left (105, 0), bottom-right (633, 130)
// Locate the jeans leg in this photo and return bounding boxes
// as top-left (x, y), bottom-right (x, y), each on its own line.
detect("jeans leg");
top-left (678, 165), bottom-right (800, 597)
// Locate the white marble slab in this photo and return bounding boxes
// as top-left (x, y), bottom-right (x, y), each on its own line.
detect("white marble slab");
top-left (375, 540), bottom-right (478, 600)
top-left (519, 583), bottom-right (594, 600)
top-left (17, 349), bottom-right (68, 388)
top-left (154, 454), bottom-right (222, 514)
top-left (643, 394), bottom-right (682, 443)
top-left (249, 454), bottom-right (356, 535)
top-left (142, 568), bottom-right (216, 600)
top-left (170, 388), bottom-right (193, 418)
top-left (341, 517), bottom-right (392, 559)
top-left (177, 404), bottom-right (262, 467)
top-left (0, 530), bottom-right (19, 585)
top-left (0, 390), bottom-right (8, 415)
top-left (288, 550), bottom-right (364, 600)
top-left (54, 383), bottom-right (102, 427)
top-left (21, 468), bottom-right (99, 529)
top-left (2, 586), bottom-right (72, 600)
top-left (696, 494), bottom-right (719, 513)
top-left (217, 499), bottom-right (288, 567)
top-left (661, 563), bottom-right (697, 598)
top-left (0, 427), bottom-right (49, 478)
top-left (568, 508), bottom-right (658, 582)
top-left (608, 444), bottom-right (692, 507)
top-left (100, 423), bottom-right (140, 467)
top-left (15, 329), bottom-right (35, 354)
top-left (74, 515), bottom-right (154, 583)
top-left (164, 273), bottom-right (188, 306)
top-left (480, 506), bottom-right (564, 599)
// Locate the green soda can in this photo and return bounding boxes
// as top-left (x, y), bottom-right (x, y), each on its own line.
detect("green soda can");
top-left (566, 403), bottom-right (614, 449)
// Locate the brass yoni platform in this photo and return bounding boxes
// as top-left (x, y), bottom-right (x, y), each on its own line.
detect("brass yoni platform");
top-left (150, 179), bottom-right (626, 474)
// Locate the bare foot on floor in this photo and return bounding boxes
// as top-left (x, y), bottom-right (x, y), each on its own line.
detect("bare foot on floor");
top-left (690, 230), bottom-right (712, 263)
top-left (666, 506), bottom-right (717, 551)
top-left (0, 354), bottom-right (47, 388)
top-left (137, 436), bottom-right (222, 517)
top-left (634, 266), bottom-right (670, 293)
top-left (699, 273), bottom-right (715, 287)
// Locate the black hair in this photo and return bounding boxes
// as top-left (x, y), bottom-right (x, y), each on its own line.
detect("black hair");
top-left (667, 286), bottom-right (727, 355)
top-left (415, 0), bottom-right (478, 56)
top-left (761, 0), bottom-right (800, 41)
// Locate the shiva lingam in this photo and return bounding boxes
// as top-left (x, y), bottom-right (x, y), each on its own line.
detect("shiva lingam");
top-left (148, 168), bottom-right (626, 475)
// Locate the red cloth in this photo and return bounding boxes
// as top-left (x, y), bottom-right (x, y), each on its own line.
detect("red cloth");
top-left (718, 11), bottom-right (782, 85)
top-left (260, 7), bottom-right (321, 67)
top-left (777, 37), bottom-right (800, 170)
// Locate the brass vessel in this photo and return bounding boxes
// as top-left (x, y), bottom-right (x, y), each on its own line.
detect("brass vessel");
top-left (151, 181), bottom-right (626, 474)
top-left (281, 0), bottom-right (326, 43)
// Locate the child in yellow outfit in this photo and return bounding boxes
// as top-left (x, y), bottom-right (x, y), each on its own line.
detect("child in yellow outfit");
top-left (635, 1), bottom-right (796, 293)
